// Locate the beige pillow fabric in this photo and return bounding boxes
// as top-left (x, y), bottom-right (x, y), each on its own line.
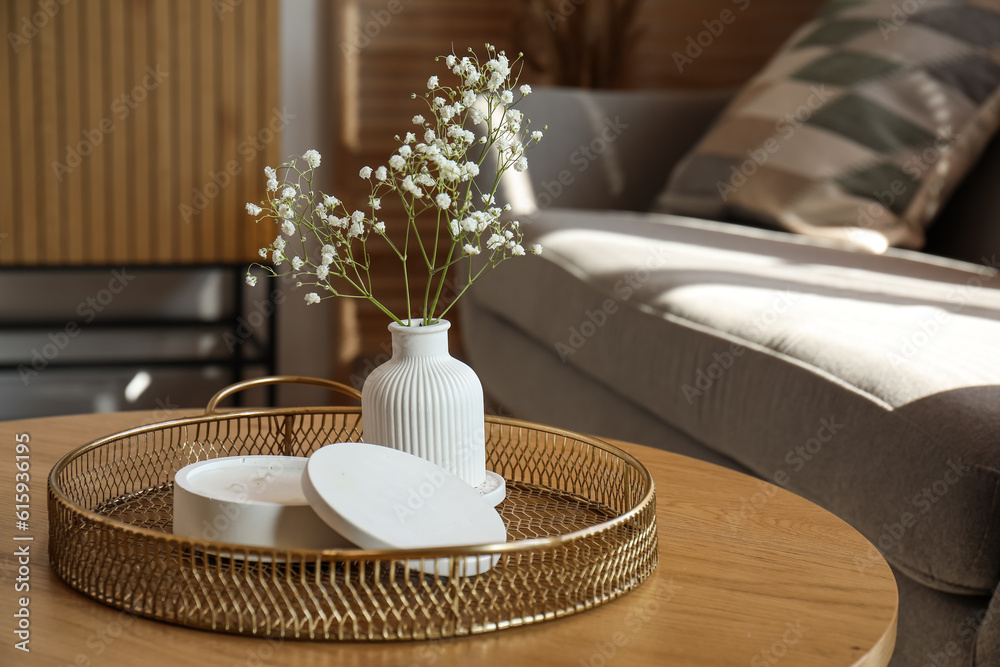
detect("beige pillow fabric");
top-left (654, 0), bottom-right (1000, 251)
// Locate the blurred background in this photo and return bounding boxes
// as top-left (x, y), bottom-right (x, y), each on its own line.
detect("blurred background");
top-left (0, 0), bottom-right (823, 418)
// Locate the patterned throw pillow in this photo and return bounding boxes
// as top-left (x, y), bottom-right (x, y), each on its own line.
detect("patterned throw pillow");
top-left (653, 0), bottom-right (1000, 251)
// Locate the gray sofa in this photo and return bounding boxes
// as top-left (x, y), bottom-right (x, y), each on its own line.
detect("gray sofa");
top-left (460, 88), bottom-right (1000, 666)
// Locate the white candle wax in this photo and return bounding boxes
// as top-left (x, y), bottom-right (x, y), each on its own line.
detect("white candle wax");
top-left (173, 455), bottom-right (356, 551)
top-left (186, 458), bottom-right (308, 504)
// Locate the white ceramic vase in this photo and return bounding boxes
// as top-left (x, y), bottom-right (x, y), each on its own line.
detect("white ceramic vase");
top-left (361, 319), bottom-right (487, 487)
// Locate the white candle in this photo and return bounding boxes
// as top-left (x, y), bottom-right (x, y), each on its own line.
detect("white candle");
top-left (188, 459), bottom-right (307, 504)
top-left (173, 455), bottom-right (355, 550)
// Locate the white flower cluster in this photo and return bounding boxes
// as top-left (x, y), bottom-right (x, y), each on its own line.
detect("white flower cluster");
top-left (243, 44), bottom-right (543, 324)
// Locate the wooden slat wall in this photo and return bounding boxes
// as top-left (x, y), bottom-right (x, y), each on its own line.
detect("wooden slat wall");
top-left (624, 1), bottom-right (825, 88)
top-left (0, 0), bottom-right (281, 267)
top-left (324, 0), bottom-right (825, 362)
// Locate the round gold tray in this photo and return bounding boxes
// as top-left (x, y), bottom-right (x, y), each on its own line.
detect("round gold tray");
top-left (48, 377), bottom-right (658, 641)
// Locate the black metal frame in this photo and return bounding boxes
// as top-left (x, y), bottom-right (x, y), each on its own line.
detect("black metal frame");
top-left (0, 263), bottom-right (277, 407)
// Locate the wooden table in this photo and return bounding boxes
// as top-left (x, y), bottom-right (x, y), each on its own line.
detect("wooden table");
top-left (0, 411), bottom-right (897, 666)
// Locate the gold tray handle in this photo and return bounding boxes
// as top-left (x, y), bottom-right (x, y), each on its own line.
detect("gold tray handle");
top-left (204, 375), bottom-right (363, 414)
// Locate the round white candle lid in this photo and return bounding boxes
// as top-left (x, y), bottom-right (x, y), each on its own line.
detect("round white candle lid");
top-left (302, 443), bottom-right (507, 557)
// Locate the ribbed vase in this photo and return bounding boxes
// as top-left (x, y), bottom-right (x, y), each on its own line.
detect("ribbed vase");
top-left (361, 319), bottom-right (486, 487)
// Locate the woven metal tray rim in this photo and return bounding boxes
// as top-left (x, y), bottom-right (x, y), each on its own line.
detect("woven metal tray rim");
top-left (48, 409), bottom-right (656, 558)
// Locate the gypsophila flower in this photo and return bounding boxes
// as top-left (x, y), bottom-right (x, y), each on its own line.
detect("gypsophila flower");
top-left (245, 44), bottom-right (544, 326)
top-left (303, 149), bottom-right (321, 168)
top-left (530, 244), bottom-right (542, 255)
top-left (401, 175), bottom-right (422, 197)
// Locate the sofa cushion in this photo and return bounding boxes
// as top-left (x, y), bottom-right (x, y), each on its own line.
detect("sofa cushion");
top-left (469, 209), bottom-right (1000, 595)
top-left (653, 0), bottom-right (1000, 252)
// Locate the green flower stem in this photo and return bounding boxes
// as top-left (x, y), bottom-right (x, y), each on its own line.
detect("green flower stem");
top-left (248, 46), bottom-right (539, 325)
